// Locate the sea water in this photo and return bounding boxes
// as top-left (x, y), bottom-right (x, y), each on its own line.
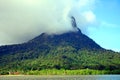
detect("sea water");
top-left (0, 75), bottom-right (120, 80)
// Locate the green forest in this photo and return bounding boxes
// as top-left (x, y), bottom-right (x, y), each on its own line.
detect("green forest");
top-left (0, 47), bottom-right (120, 75)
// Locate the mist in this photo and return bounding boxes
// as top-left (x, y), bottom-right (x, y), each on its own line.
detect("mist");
top-left (0, 0), bottom-right (97, 45)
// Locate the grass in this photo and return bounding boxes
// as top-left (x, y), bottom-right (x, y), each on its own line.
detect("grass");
top-left (25, 69), bottom-right (111, 75)
top-left (1, 69), bottom-right (120, 75)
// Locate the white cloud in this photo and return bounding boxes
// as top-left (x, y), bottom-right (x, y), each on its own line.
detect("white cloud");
top-left (83, 11), bottom-right (96, 23)
top-left (101, 21), bottom-right (119, 28)
top-left (0, 0), bottom-right (97, 45)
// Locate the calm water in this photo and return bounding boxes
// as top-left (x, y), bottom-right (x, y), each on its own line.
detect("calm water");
top-left (0, 75), bottom-right (120, 80)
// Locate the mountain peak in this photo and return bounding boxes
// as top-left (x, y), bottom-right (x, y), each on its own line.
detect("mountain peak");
top-left (26, 16), bottom-right (102, 50)
top-left (0, 16), bottom-right (103, 57)
top-left (29, 29), bottom-right (102, 51)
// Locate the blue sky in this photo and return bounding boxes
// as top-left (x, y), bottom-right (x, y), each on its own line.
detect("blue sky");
top-left (88, 0), bottom-right (120, 52)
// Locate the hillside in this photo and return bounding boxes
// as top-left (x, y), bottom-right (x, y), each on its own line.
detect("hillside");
top-left (0, 17), bottom-right (120, 75)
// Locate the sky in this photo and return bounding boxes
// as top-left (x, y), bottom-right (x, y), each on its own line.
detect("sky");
top-left (88, 0), bottom-right (120, 52)
top-left (0, 0), bottom-right (120, 52)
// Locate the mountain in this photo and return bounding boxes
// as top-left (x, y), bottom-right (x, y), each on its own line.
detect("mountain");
top-left (0, 17), bottom-right (102, 56)
top-left (0, 17), bottom-right (120, 74)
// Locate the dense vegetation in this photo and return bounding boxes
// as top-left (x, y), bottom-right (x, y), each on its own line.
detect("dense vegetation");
top-left (0, 47), bottom-right (120, 75)
top-left (0, 26), bottom-right (120, 75)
